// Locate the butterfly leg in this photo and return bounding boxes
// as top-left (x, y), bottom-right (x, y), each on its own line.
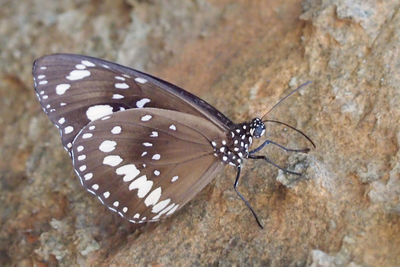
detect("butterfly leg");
top-left (248, 155), bottom-right (302, 176)
top-left (234, 166), bottom-right (264, 229)
top-left (249, 139), bottom-right (310, 155)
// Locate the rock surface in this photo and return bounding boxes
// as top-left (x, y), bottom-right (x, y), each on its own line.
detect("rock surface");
top-left (0, 0), bottom-right (399, 266)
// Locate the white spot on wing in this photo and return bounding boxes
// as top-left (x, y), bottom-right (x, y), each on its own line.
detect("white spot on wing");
top-left (144, 187), bottom-right (161, 206)
top-left (141, 115), bottom-right (152, 121)
top-left (75, 64), bottom-right (86, 69)
top-left (103, 155), bottom-right (123, 166)
top-left (128, 175), bottom-right (153, 198)
top-left (171, 176), bottom-right (179, 182)
top-left (152, 198), bottom-right (170, 213)
top-left (38, 75), bottom-right (45, 79)
top-left (84, 173), bottom-right (93, 180)
top-left (39, 80), bottom-right (48, 85)
top-left (111, 126), bottom-right (121, 134)
top-left (152, 154), bottom-right (161, 160)
top-left (86, 105), bottom-right (114, 121)
top-left (58, 117), bottom-right (65, 124)
top-left (143, 142), bottom-right (152, 147)
top-left (135, 77), bottom-right (147, 84)
top-left (81, 60), bottom-right (95, 67)
top-left (82, 133), bottom-right (93, 139)
top-left (64, 126), bottom-right (74, 134)
top-left (78, 155), bottom-right (86, 161)
top-left (79, 165), bottom-right (87, 171)
top-left (99, 140), bottom-right (117, 153)
top-left (154, 170), bottom-right (160, 176)
top-left (112, 94), bottom-right (124, 99)
top-left (169, 124), bottom-right (176, 131)
top-left (66, 70), bottom-right (91, 80)
top-left (103, 191), bottom-right (110, 198)
top-left (152, 203), bottom-right (175, 220)
top-left (115, 83), bottom-right (129, 89)
top-left (115, 76), bottom-right (125, 81)
top-left (92, 184), bottom-right (99, 190)
top-left (116, 164), bottom-right (140, 182)
top-left (136, 98), bottom-right (151, 108)
top-left (150, 131), bottom-right (158, 137)
top-left (113, 201), bottom-right (119, 207)
top-left (56, 84), bottom-right (71, 95)
top-left (77, 145), bottom-right (84, 152)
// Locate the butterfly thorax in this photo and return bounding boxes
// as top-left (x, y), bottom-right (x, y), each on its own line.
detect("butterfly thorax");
top-left (211, 118), bottom-right (265, 167)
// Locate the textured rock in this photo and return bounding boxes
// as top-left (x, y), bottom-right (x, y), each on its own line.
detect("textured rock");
top-left (0, 0), bottom-right (399, 266)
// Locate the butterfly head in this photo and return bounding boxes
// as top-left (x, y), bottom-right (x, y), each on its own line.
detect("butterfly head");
top-left (250, 118), bottom-right (265, 138)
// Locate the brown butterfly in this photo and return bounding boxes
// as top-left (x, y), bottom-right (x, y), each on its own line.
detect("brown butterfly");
top-left (33, 54), bottom-right (314, 228)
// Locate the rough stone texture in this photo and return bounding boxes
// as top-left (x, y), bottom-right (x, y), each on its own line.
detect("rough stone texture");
top-left (1, 0), bottom-right (399, 266)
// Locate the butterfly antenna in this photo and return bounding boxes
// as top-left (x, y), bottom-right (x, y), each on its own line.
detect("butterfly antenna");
top-left (264, 119), bottom-right (316, 148)
top-left (261, 81), bottom-right (312, 120)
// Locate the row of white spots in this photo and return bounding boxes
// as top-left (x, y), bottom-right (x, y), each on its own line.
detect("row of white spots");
top-left (71, 114), bottom-right (181, 223)
top-left (112, 160), bottom-right (181, 222)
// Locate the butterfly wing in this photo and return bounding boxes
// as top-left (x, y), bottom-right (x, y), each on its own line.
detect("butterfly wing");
top-left (71, 108), bottom-right (225, 223)
top-left (32, 54), bottom-right (232, 153)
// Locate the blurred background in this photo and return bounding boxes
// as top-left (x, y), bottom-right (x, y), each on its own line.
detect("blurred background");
top-left (0, 0), bottom-right (399, 266)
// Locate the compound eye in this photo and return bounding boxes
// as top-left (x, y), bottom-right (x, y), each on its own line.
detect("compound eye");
top-left (253, 125), bottom-right (265, 138)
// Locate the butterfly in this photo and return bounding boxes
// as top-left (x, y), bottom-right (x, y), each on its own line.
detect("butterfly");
top-left (32, 54), bottom-right (314, 228)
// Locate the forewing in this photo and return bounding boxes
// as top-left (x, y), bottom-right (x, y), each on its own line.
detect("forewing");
top-left (71, 108), bottom-right (225, 223)
top-left (33, 54), bottom-right (232, 153)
